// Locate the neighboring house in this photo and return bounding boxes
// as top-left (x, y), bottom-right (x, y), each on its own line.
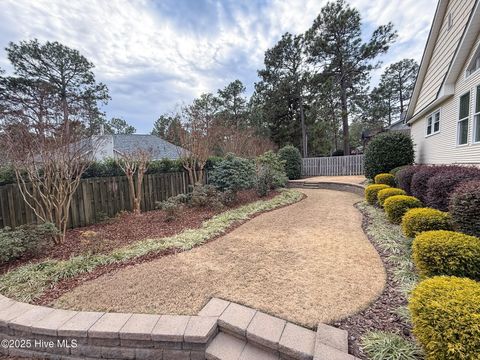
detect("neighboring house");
top-left (406, 0), bottom-right (480, 164)
top-left (91, 134), bottom-right (186, 161)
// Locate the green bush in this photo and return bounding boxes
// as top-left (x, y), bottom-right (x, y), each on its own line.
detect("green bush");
top-left (361, 331), bottom-right (422, 360)
top-left (374, 173), bottom-right (396, 187)
top-left (209, 154), bottom-right (256, 193)
top-left (0, 223), bottom-right (58, 264)
top-left (364, 132), bottom-right (415, 179)
top-left (409, 276), bottom-right (480, 360)
top-left (190, 184), bottom-right (225, 209)
top-left (0, 166), bottom-right (16, 186)
top-left (377, 188), bottom-right (407, 207)
top-left (365, 184), bottom-right (391, 205)
top-left (278, 145), bottom-right (302, 180)
top-left (449, 180), bottom-right (480, 237)
top-left (256, 151), bottom-right (288, 196)
top-left (383, 195), bottom-right (423, 224)
top-left (412, 230), bottom-right (480, 280)
top-left (402, 208), bottom-right (452, 238)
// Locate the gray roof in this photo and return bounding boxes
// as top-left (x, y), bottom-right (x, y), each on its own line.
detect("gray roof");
top-left (112, 135), bottom-right (185, 160)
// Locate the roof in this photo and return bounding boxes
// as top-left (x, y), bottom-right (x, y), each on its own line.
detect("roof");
top-left (112, 134), bottom-right (185, 160)
top-left (406, 0), bottom-right (480, 123)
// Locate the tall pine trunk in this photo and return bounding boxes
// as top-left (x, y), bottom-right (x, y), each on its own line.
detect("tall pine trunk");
top-left (340, 79), bottom-right (349, 155)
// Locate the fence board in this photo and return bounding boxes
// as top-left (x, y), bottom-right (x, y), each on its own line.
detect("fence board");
top-left (302, 155), bottom-right (364, 177)
top-left (0, 171), bottom-right (198, 230)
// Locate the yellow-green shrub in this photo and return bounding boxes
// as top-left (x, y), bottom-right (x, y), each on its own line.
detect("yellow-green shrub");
top-left (377, 188), bottom-right (406, 207)
top-left (365, 184), bottom-right (390, 205)
top-left (412, 230), bottom-right (480, 280)
top-left (374, 173), bottom-right (396, 187)
top-left (402, 208), bottom-right (452, 238)
top-left (409, 276), bottom-right (480, 360)
top-left (383, 195), bottom-right (423, 224)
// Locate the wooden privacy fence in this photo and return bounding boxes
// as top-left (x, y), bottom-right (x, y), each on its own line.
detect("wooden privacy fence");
top-left (302, 155), bottom-right (365, 176)
top-left (0, 171), bottom-right (196, 230)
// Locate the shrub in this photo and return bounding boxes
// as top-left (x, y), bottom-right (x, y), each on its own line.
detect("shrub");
top-left (332, 149), bottom-right (344, 156)
top-left (0, 166), bottom-right (16, 186)
top-left (389, 165), bottom-right (408, 176)
top-left (361, 331), bottom-right (422, 360)
top-left (205, 156), bottom-right (224, 171)
top-left (383, 195), bottom-right (423, 224)
top-left (0, 223), bottom-right (58, 264)
top-left (365, 184), bottom-right (390, 205)
top-left (411, 166), bottom-right (438, 203)
top-left (364, 132), bottom-right (414, 179)
top-left (190, 184), bottom-right (224, 209)
top-left (426, 166), bottom-right (480, 211)
top-left (374, 173), bottom-right (396, 187)
top-left (256, 151), bottom-right (288, 196)
top-left (156, 194), bottom-right (188, 221)
top-left (395, 165), bottom-right (420, 195)
top-left (377, 188), bottom-right (407, 207)
top-left (412, 230), bottom-right (480, 280)
top-left (449, 180), bottom-right (480, 237)
top-left (402, 208), bottom-right (452, 238)
top-left (278, 145), bottom-right (302, 180)
top-left (409, 276), bottom-right (480, 360)
top-left (209, 154), bottom-right (256, 193)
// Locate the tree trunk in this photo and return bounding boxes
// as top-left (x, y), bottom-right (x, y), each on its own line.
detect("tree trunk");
top-left (340, 79), bottom-right (350, 155)
top-left (300, 97), bottom-right (307, 157)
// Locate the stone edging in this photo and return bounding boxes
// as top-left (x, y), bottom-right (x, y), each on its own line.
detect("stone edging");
top-left (287, 181), bottom-right (365, 196)
top-left (0, 294), bottom-right (358, 360)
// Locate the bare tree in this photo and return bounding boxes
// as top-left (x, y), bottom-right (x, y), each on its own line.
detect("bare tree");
top-left (117, 149), bottom-right (152, 214)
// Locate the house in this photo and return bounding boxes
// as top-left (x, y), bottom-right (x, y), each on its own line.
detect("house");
top-left (406, 0), bottom-right (480, 164)
top-left (91, 134), bottom-right (186, 161)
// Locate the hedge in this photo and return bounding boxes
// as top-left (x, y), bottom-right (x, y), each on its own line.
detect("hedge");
top-left (377, 188), bottom-right (406, 207)
top-left (412, 230), bottom-right (480, 280)
top-left (364, 132), bottom-right (414, 179)
top-left (409, 276), bottom-right (480, 360)
top-left (402, 208), bottom-right (452, 238)
top-left (383, 195), bottom-right (423, 224)
top-left (278, 145), bottom-right (302, 180)
top-left (449, 180), bottom-right (480, 237)
top-left (425, 166), bottom-right (480, 211)
top-left (411, 166), bottom-right (438, 203)
top-left (395, 165), bottom-right (420, 195)
top-left (374, 173), bottom-right (396, 187)
top-left (365, 184), bottom-right (390, 205)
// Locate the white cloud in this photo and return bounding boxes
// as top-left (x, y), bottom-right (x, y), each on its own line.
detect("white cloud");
top-left (0, 0), bottom-right (436, 132)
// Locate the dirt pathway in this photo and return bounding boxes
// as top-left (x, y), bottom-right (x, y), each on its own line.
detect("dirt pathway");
top-left (56, 189), bottom-right (385, 328)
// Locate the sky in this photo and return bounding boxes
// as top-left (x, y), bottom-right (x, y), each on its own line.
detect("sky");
top-left (0, 0), bottom-right (437, 133)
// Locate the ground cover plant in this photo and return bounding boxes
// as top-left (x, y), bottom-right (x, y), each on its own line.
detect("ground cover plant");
top-left (0, 189), bottom-right (303, 303)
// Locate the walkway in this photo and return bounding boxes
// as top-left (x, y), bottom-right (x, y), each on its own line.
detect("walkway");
top-left (56, 189), bottom-right (385, 328)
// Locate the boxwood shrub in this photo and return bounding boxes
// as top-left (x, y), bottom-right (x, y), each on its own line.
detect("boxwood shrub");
top-left (425, 166), bottom-right (480, 211)
top-left (209, 154), bottom-right (256, 193)
top-left (278, 145), bottom-right (302, 180)
top-left (402, 208), bottom-right (452, 238)
top-left (364, 132), bottom-right (414, 179)
top-left (412, 230), bottom-right (480, 280)
top-left (365, 184), bottom-right (390, 205)
top-left (383, 195), bottom-right (423, 224)
top-left (409, 276), bottom-right (480, 360)
top-left (449, 180), bottom-right (480, 237)
top-left (374, 173), bottom-right (396, 187)
top-left (377, 188), bottom-right (406, 207)
top-left (395, 165), bottom-right (421, 195)
top-left (411, 166), bottom-right (438, 203)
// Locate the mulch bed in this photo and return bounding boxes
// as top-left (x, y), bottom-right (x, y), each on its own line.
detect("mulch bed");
top-left (0, 189), bottom-right (277, 276)
top-left (336, 203), bottom-right (413, 359)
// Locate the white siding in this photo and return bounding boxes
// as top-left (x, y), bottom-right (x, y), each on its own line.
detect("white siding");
top-left (414, 0), bottom-right (475, 113)
top-left (411, 33), bottom-right (480, 164)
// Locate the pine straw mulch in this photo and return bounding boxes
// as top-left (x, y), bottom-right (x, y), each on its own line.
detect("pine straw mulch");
top-left (335, 203), bottom-right (413, 359)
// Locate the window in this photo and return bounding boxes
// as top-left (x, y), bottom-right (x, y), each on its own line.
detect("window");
top-left (458, 92), bottom-right (470, 145)
top-left (466, 45), bottom-right (480, 76)
top-left (426, 110), bottom-right (440, 136)
top-left (474, 86), bottom-right (480, 143)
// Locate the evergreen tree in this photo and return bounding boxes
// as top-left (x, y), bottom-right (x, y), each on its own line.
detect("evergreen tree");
top-left (105, 117), bottom-right (136, 134)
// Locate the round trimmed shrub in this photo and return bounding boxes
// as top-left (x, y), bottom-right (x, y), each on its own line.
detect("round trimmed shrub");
top-left (209, 154), bottom-right (256, 192)
top-left (374, 173), bottom-right (396, 187)
top-left (426, 166), bottom-right (480, 211)
top-left (389, 165), bottom-right (408, 176)
top-left (365, 184), bottom-right (390, 205)
top-left (278, 145), bottom-right (302, 180)
top-left (449, 180), bottom-right (480, 237)
top-left (377, 188), bottom-right (406, 207)
top-left (364, 132), bottom-right (414, 179)
top-left (412, 230), bottom-right (480, 280)
top-left (409, 276), bottom-right (480, 360)
top-left (411, 166), bottom-right (438, 203)
top-left (395, 165), bottom-right (420, 195)
top-left (383, 195), bottom-right (423, 224)
top-left (402, 208), bottom-right (452, 238)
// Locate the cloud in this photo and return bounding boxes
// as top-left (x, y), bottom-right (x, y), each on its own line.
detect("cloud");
top-left (0, 0), bottom-right (436, 133)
